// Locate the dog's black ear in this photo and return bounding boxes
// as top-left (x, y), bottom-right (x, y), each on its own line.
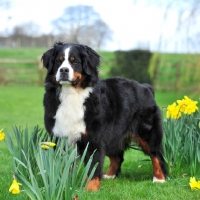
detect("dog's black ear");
top-left (41, 42), bottom-right (64, 74)
top-left (81, 45), bottom-right (100, 75)
top-left (41, 48), bottom-right (54, 74)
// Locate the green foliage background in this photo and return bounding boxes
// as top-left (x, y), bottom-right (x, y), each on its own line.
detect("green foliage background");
top-left (110, 50), bottom-right (152, 84)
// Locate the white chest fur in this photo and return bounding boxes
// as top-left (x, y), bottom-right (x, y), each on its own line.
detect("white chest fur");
top-left (52, 86), bottom-right (92, 146)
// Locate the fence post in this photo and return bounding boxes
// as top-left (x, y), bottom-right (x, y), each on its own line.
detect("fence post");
top-left (175, 62), bottom-right (181, 92)
top-left (38, 57), bottom-right (44, 86)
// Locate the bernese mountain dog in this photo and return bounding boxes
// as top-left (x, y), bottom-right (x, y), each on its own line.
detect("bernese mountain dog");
top-left (42, 42), bottom-right (167, 191)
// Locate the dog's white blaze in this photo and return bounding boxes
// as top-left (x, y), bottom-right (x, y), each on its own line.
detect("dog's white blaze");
top-left (56, 47), bottom-right (74, 82)
top-left (52, 86), bottom-right (92, 146)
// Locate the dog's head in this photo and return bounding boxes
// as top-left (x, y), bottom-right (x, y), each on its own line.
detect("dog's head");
top-left (42, 42), bottom-right (100, 88)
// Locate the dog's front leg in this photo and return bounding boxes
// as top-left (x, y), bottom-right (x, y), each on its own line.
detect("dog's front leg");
top-left (83, 146), bottom-right (104, 191)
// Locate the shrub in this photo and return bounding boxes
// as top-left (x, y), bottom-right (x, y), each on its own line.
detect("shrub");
top-left (110, 49), bottom-right (152, 84)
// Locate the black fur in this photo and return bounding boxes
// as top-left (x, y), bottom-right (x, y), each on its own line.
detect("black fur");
top-left (42, 42), bottom-right (167, 188)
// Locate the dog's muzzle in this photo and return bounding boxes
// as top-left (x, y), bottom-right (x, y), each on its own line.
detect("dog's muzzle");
top-left (57, 67), bottom-right (79, 85)
top-left (59, 67), bottom-right (69, 81)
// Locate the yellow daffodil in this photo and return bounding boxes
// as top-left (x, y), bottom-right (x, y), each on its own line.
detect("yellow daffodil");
top-left (189, 177), bottom-right (200, 190)
top-left (177, 99), bottom-right (187, 112)
top-left (167, 96), bottom-right (198, 119)
top-left (166, 103), bottom-right (176, 118)
top-left (0, 129), bottom-right (5, 141)
top-left (9, 179), bottom-right (22, 194)
top-left (184, 101), bottom-right (198, 114)
top-left (177, 96), bottom-right (198, 115)
top-left (171, 105), bottom-right (181, 119)
top-left (166, 103), bottom-right (181, 119)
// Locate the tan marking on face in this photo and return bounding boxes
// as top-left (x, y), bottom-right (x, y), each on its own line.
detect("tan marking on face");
top-left (73, 72), bottom-right (82, 81)
top-left (70, 56), bottom-right (75, 62)
top-left (72, 72), bottom-right (85, 88)
top-left (59, 56), bottom-right (64, 61)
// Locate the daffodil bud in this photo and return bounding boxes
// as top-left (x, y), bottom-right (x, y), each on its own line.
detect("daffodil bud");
top-left (41, 142), bottom-right (56, 147)
top-left (41, 145), bottom-right (50, 149)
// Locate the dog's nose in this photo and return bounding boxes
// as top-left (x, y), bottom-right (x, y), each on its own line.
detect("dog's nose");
top-left (60, 67), bottom-right (69, 74)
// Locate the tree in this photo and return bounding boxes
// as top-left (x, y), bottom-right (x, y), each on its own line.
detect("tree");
top-left (140, 0), bottom-right (200, 53)
top-left (10, 22), bottom-right (41, 47)
top-left (52, 5), bottom-right (112, 49)
top-left (12, 22), bottom-right (41, 37)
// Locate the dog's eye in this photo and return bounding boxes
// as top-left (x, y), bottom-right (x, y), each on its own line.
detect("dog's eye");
top-left (70, 56), bottom-right (75, 62)
top-left (59, 56), bottom-right (64, 62)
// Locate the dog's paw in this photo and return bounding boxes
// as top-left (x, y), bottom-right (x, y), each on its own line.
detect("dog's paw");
top-left (86, 177), bottom-right (100, 191)
top-left (153, 176), bottom-right (165, 183)
top-left (103, 174), bottom-right (116, 179)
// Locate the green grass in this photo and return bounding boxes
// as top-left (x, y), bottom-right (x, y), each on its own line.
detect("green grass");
top-left (80, 151), bottom-right (199, 200)
top-left (0, 48), bottom-right (46, 59)
top-left (0, 85), bottom-right (199, 199)
top-left (0, 85), bottom-right (44, 130)
top-left (0, 85), bottom-right (44, 200)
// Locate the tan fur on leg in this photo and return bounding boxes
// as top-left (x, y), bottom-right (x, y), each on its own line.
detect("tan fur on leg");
top-left (86, 177), bottom-right (100, 191)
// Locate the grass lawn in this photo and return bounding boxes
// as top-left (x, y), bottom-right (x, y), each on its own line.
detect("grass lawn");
top-left (0, 85), bottom-right (199, 199)
top-left (0, 85), bottom-right (44, 130)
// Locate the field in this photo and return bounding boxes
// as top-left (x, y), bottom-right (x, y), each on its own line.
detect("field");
top-left (1, 48), bottom-right (200, 93)
top-left (0, 48), bottom-right (200, 199)
top-left (0, 87), bottom-right (199, 200)
top-left (151, 53), bottom-right (200, 93)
